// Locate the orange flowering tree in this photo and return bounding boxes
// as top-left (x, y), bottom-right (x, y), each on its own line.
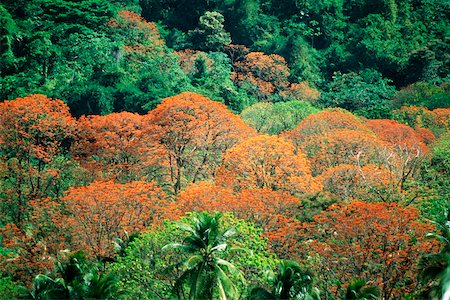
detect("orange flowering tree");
top-left (54, 180), bottom-right (169, 259)
top-left (0, 223), bottom-right (53, 286)
top-left (0, 94), bottom-right (76, 226)
top-left (392, 106), bottom-right (450, 137)
top-left (232, 52), bottom-right (290, 101)
top-left (147, 92), bottom-right (254, 194)
top-left (108, 10), bottom-right (164, 58)
top-left (284, 108), bottom-right (370, 145)
top-left (217, 135), bottom-right (322, 195)
top-left (320, 164), bottom-right (401, 202)
top-left (304, 201), bottom-right (436, 299)
top-left (168, 181), bottom-right (304, 259)
top-left (366, 119), bottom-right (430, 191)
top-left (297, 129), bottom-right (389, 176)
top-left (71, 112), bottom-right (166, 182)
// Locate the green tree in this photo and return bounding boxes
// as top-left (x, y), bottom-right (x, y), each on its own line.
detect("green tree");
top-left (418, 212), bottom-right (450, 300)
top-left (110, 213), bottom-right (276, 299)
top-left (189, 11), bottom-right (231, 51)
top-left (24, 251), bottom-right (118, 300)
top-left (249, 260), bottom-right (320, 300)
top-left (319, 69), bottom-right (396, 118)
top-left (240, 101), bottom-right (319, 134)
top-left (163, 212), bottom-right (245, 300)
top-left (344, 279), bottom-right (380, 300)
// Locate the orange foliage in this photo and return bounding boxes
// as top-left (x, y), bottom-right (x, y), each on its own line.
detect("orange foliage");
top-left (366, 119), bottom-right (431, 190)
top-left (284, 108), bottom-right (369, 145)
top-left (393, 106), bottom-right (450, 136)
top-left (0, 94), bottom-right (75, 163)
top-left (415, 127), bottom-right (436, 144)
top-left (366, 119), bottom-right (428, 153)
top-left (232, 52), bottom-right (290, 100)
top-left (217, 135), bottom-right (321, 195)
top-left (170, 182), bottom-right (300, 225)
top-left (71, 112), bottom-right (166, 182)
top-left (108, 10), bottom-right (164, 58)
top-left (0, 94), bottom-right (76, 225)
top-left (298, 129), bottom-right (389, 175)
top-left (279, 81), bottom-right (321, 101)
top-left (0, 223), bottom-right (53, 286)
top-left (430, 108), bottom-right (450, 129)
top-left (320, 164), bottom-right (396, 202)
top-left (305, 201), bottom-right (436, 299)
top-left (147, 92), bottom-right (255, 193)
top-left (56, 180), bottom-right (169, 259)
top-left (168, 181), bottom-right (303, 258)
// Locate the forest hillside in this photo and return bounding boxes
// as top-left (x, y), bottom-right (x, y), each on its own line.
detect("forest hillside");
top-left (0, 0), bottom-right (449, 299)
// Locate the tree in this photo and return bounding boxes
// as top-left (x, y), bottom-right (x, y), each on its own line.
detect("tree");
top-left (249, 260), bottom-right (320, 300)
top-left (418, 212), bottom-right (450, 300)
top-left (163, 212), bottom-right (245, 300)
top-left (51, 180), bottom-right (169, 259)
top-left (108, 10), bottom-right (192, 112)
top-left (232, 52), bottom-right (290, 101)
top-left (110, 212), bottom-right (277, 299)
top-left (366, 119), bottom-right (430, 191)
top-left (304, 201), bottom-right (436, 299)
top-left (0, 223), bottom-right (53, 286)
top-left (189, 11), bottom-right (231, 51)
top-left (0, 94), bottom-right (76, 227)
top-left (320, 164), bottom-right (396, 202)
top-left (217, 135), bottom-right (322, 195)
top-left (147, 92), bottom-right (254, 194)
top-left (392, 106), bottom-right (450, 137)
top-left (280, 82), bottom-right (321, 102)
top-left (344, 279), bottom-right (380, 300)
top-left (296, 129), bottom-right (389, 176)
top-left (319, 69), bottom-right (396, 119)
top-left (240, 101), bottom-right (319, 135)
top-left (169, 181), bottom-right (303, 256)
top-left (392, 82), bottom-right (448, 109)
top-left (25, 251), bottom-right (118, 299)
top-left (70, 112), bottom-right (167, 183)
top-left (284, 108), bottom-right (370, 145)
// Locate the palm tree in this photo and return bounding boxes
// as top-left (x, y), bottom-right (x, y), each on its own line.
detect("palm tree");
top-left (248, 260), bottom-right (320, 300)
top-left (24, 251), bottom-right (118, 299)
top-left (162, 212), bottom-right (245, 300)
top-left (419, 211), bottom-right (450, 299)
top-left (344, 279), bottom-right (380, 300)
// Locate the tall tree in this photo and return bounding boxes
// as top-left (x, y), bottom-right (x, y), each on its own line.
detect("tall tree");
top-left (163, 212), bottom-right (245, 300)
top-left (147, 92), bottom-right (254, 194)
top-left (217, 135), bottom-right (322, 195)
top-left (303, 201), bottom-right (436, 299)
top-left (0, 94), bottom-right (75, 227)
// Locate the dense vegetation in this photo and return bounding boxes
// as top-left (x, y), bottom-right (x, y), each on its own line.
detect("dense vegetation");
top-left (0, 0), bottom-right (449, 299)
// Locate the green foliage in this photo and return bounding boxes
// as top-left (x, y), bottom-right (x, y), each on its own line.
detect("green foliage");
top-left (189, 11), bottom-right (231, 51)
top-left (0, 273), bottom-right (21, 299)
top-left (393, 82), bottom-right (450, 109)
top-left (418, 212), bottom-right (450, 300)
top-left (110, 213), bottom-right (277, 299)
top-left (24, 251), bottom-right (118, 300)
top-left (240, 101), bottom-right (319, 134)
top-left (248, 260), bottom-right (320, 300)
top-left (163, 212), bottom-right (245, 300)
top-left (344, 279), bottom-right (380, 300)
top-left (319, 69), bottom-right (396, 118)
top-left (419, 133), bottom-right (450, 224)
